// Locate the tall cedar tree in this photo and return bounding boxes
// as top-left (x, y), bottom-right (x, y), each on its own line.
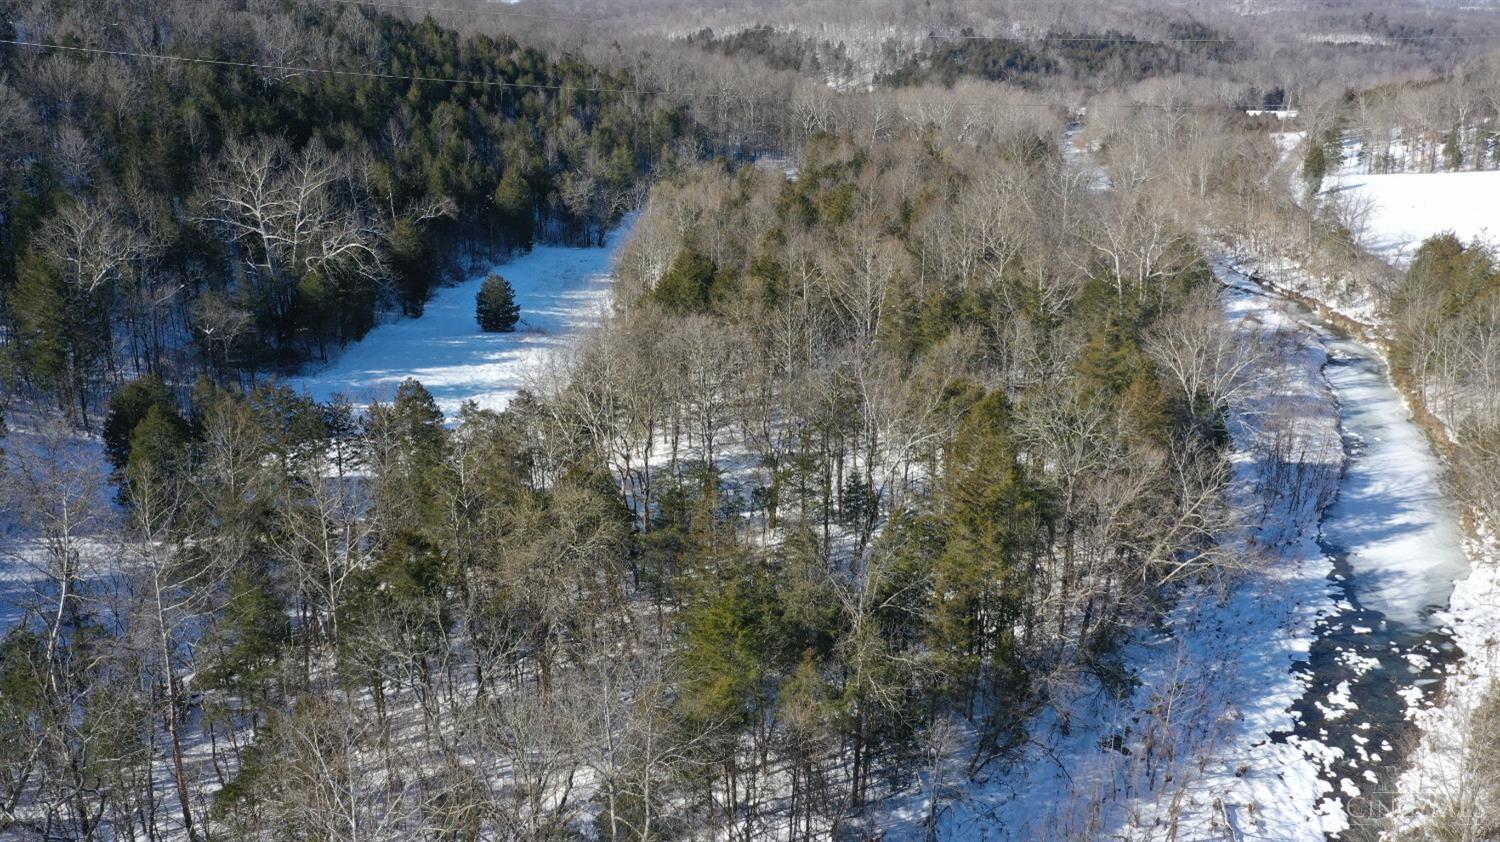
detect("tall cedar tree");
top-left (476, 274), bottom-right (522, 333)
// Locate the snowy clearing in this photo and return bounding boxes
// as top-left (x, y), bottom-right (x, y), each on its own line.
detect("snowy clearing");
top-left (1325, 171), bottom-right (1500, 265)
top-left (286, 219), bottom-right (635, 417)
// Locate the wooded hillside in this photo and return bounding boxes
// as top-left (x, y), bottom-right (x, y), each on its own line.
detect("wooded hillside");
top-left (0, 0), bottom-right (688, 425)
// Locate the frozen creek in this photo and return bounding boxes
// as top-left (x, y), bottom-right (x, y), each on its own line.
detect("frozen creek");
top-left (1232, 276), bottom-right (1471, 836)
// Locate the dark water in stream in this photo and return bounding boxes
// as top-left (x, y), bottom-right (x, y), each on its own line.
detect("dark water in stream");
top-left (1280, 540), bottom-right (1459, 836)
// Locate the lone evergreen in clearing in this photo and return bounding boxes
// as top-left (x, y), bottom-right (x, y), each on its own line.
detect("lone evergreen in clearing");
top-left (476, 273), bottom-right (521, 333)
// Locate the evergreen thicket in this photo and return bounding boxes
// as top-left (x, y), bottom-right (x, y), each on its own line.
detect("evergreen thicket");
top-left (686, 25), bottom-right (856, 80)
top-left (0, 0), bottom-right (691, 425)
top-left (878, 23), bottom-right (1244, 89)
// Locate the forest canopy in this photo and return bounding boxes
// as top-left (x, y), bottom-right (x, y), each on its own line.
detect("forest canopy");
top-left (0, 0), bottom-right (692, 425)
top-left (9, 0), bottom-right (1500, 839)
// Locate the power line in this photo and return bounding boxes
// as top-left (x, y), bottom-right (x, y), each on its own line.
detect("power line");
top-left (933, 32), bottom-right (1500, 44)
top-left (0, 37), bottom-right (662, 96)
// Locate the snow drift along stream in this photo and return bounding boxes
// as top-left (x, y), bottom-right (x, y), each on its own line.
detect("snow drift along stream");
top-left (287, 218), bottom-right (636, 416)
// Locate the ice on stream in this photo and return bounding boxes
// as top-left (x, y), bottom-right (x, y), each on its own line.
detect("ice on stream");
top-left (1317, 337), bottom-right (1469, 625)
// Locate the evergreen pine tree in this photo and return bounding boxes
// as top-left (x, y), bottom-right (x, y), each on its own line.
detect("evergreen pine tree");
top-left (494, 168), bottom-right (535, 249)
top-left (124, 404), bottom-right (191, 497)
top-left (367, 378), bottom-right (453, 537)
top-left (1444, 128), bottom-right (1464, 172)
top-left (1302, 141), bottom-right (1327, 197)
top-left (476, 273), bottom-right (521, 332)
top-left (104, 376), bottom-right (190, 472)
top-left (931, 391), bottom-right (1041, 703)
top-left (652, 247), bottom-right (717, 313)
top-left (11, 250), bottom-right (74, 412)
top-left (199, 571), bottom-right (290, 706)
top-left (387, 218), bottom-right (432, 316)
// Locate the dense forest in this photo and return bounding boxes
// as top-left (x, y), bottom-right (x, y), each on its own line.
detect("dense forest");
top-left (683, 26), bottom-right (857, 84)
top-left (6, 0), bottom-right (1500, 839)
top-left (0, 1), bottom-right (1265, 828)
top-left (0, 0), bottom-right (688, 425)
top-left (877, 24), bottom-right (1245, 90)
top-left (677, 21), bottom-right (1254, 98)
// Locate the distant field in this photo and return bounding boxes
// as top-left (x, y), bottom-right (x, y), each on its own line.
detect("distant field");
top-left (1328, 170), bottom-right (1500, 264)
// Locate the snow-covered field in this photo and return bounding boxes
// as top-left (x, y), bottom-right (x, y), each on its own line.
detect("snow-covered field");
top-left (287, 219), bottom-right (635, 416)
top-left (1326, 169), bottom-right (1500, 265)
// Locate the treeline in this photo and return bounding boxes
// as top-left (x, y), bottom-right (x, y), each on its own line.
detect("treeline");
top-left (0, 0), bottom-right (690, 425)
top-left (544, 0), bottom-right (1500, 86)
top-left (876, 23), bottom-right (1244, 89)
top-left (683, 25), bottom-right (857, 84)
top-left (1298, 50), bottom-right (1500, 178)
top-left (1387, 235), bottom-right (1500, 544)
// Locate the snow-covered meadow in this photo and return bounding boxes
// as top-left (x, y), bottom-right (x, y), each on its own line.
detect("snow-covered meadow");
top-left (286, 219), bottom-right (635, 417)
top-left (1326, 170), bottom-right (1500, 265)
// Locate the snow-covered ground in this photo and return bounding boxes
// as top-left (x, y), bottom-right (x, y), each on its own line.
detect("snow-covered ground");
top-left (287, 219), bottom-right (635, 416)
top-left (882, 262), bottom-right (1349, 839)
top-left (1325, 168), bottom-right (1500, 265)
top-left (1386, 524), bottom-right (1500, 834)
top-left (0, 419), bottom-right (115, 630)
top-left (879, 254), bottom-right (1478, 839)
